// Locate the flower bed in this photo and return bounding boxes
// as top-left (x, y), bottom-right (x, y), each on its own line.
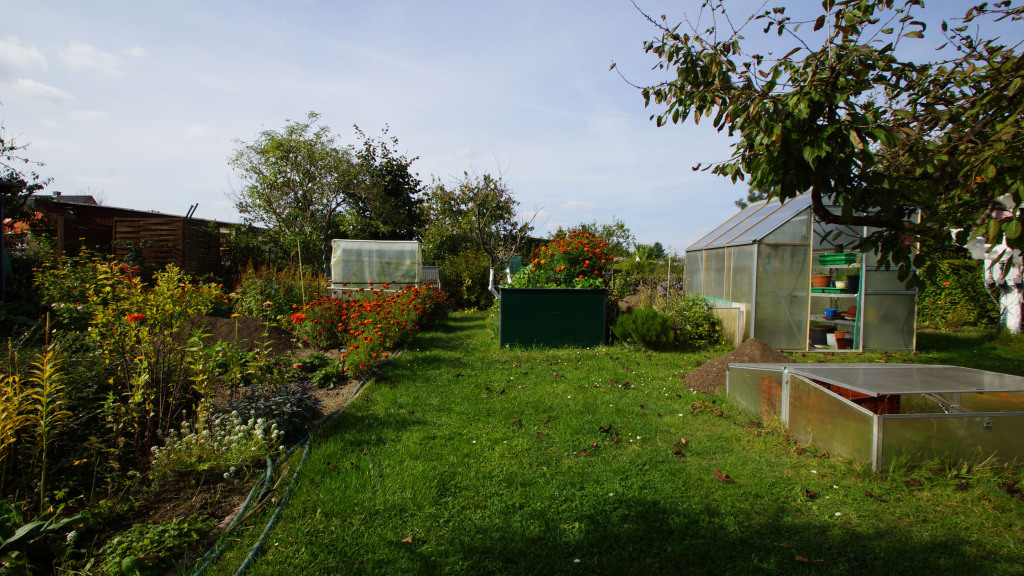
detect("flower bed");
top-left (290, 284), bottom-right (448, 376)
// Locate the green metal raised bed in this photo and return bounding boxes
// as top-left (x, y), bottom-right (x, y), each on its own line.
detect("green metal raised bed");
top-left (498, 287), bottom-right (606, 348)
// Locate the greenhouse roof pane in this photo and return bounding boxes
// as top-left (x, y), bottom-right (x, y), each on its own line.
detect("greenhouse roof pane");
top-left (689, 194), bottom-right (812, 250)
top-left (729, 363), bottom-right (1024, 395)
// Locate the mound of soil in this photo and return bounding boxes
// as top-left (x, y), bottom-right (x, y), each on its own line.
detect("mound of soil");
top-left (684, 338), bottom-right (794, 394)
top-left (197, 316), bottom-right (296, 356)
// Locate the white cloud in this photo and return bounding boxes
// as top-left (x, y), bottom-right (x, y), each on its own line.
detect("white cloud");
top-left (70, 110), bottom-right (108, 124)
top-left (126, 47), bottom-right (147, 59)
top-left (0, 36), bottom-right (47, 79)
top-left (7, 78), bottom-right (74, 105)
top-left (184, 124), bottom-right (212, 140)
top-left (59, 41), bottom-right (124, 77)
top-left (562, 200), bottom-right (596, 213)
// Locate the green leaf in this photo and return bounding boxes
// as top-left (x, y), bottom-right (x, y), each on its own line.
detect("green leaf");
top-left (814, 15), bottom-right (826, 31)
top-left (903, 31), bottom-right (924, 39)
top-left (1004, 219), bottom-right (1023, 240)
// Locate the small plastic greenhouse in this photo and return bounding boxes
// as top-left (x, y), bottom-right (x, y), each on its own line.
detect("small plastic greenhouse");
top-left (328, 239), bottom-right (422, 297)
top-left (727, 363), bottom-right (1024, 469)
top-left (686, 193), bottom-right (917, 352)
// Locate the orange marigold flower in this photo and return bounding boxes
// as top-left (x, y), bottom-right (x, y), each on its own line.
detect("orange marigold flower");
top-left (942, 281), bottom-right (950, 286)
top-left (125, 313), bottom-right (146, 323)
top-left (290, 312), bottom-right (308, 324)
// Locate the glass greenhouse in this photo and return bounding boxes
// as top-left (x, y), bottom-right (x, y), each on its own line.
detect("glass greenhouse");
top-left (686, 193), bottom-right (917, 351)
top-left (727, 363), bottom-right (1024, 469)
top-left (328, 239), bottom-right (422, 297)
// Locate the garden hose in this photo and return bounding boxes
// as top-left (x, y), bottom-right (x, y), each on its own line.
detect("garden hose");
top-left (189, 345), bottom-right (407, 576)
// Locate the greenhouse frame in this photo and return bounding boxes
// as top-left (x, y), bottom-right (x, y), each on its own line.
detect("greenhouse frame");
top-left (686, 193), bottom-right (917, 352)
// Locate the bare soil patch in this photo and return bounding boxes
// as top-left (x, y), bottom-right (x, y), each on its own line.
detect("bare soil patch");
top-left (684, 338), bottom-right (793, 394)
top-left (196, 316), bottom-right (297, 356)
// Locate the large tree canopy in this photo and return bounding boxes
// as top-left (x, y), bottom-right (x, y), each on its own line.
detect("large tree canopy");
top-left (421, 172), bottom-right (535, 270)
top-left (229, 113), bottom-right (423, 269)
top-left (633, 0), bottom-right (1024, 282)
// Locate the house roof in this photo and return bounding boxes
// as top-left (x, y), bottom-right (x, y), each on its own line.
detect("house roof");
top-left (688, 193), bottom-right (812, 251)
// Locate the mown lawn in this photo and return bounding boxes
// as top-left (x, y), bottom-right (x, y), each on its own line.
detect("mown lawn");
top-left (205, 312), bottom-right (1024, 575)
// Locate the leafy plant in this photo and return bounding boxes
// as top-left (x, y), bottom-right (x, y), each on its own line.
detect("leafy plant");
top-left (25, 349), bottom-right (71, 513)
top-left (0, 501), bottom-right (82, 576)
top-left (0, 375), bottom-right (33, 494)
top-left (218, 383), bottom-right (323, 441)
top-left (96, 515), bottom-right (216, 576)
top-left (439, 249), bottom-right (493, 310)
top-left (611, 308), bottom-right (674, 349)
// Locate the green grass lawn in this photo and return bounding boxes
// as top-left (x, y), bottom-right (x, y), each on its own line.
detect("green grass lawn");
top-left (205, 312), bottom-right (1024, 575)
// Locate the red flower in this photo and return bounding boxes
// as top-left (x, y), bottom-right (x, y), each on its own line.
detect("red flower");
top-left (125, 313), bottom-right (146, 323)
top-left (290, 312), bottom-right (308, 324)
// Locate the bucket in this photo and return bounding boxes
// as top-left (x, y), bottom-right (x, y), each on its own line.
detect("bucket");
top-left (826, 333), bottom-right (837, 347)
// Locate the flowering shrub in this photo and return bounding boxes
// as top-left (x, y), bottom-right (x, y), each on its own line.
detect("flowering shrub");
top-left (508, 230), bottom-right (615, 289)
top-left (85, 264), bottom-right (220, 461)
top-left (290, 285), bottom-right (448, 377)
top-left (149, 411), bottom-right (283, 484)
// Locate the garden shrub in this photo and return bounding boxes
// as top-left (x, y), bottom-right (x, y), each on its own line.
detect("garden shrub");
top-left (440, 249), bottom-right (493, 310)
top-left (35, 249), bottom-right (110, 331)
top-left (917, 258), bottom-right (1000, 331)
top-left (508, 230), bottom-right (615, 289)
top-left (655, 293), bottom-right (724, 350)
top-left (611, 308), bottom-right (674, 350)
top-left (149, 411), bottom-right (283, 484)
top-left (218, 383), bottom-right (323, 441)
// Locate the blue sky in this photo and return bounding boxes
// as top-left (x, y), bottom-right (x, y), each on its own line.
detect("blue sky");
top-left (2, 1), bottom-right (1014, 254)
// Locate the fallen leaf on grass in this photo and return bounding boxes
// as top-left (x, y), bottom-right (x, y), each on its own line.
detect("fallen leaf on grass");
top-left (401, 535), bottom-right (414, 544)
top-left (326, 461), bottom-right (337, 470)
top-left (673, 449), bottom-right (684, 457)
top-left (639, 403), bottom-right (646, 409)
top-left (713, 409), bottom-right (723, 417)
top-left (535, 430), bottom-right (549, 436)
top-left (713, 470), bottom-right (734, 483)
top-left (599, 424), bottom-right (612, 433)
top-left (803, 488), bottom-right (818, 500)
top-left (904, 479), bottom-right (923, 487)
top-left (955, 480), bottom-right (970, 491)
top-left (815, 448), bottom-right (830, 459)
top-left (998, 480), bottom-right (1022, 498)
top-left (349, 461), bottom-right (358, 469)
top-left (510, 418), bottom-right (522, 425)
top-left (612, 432), bottom-right (620, 443)
top-left (795, 556), bottom-right (810, 564)
top-left (362, 448), bottom-right (370, 455)
top-left (865, 491), bottom-right (888, 502)
top-left (553, 372), bottom-right (564, 378)
top-left (674, 438), bottom-right (688, 447)
top-left (513, 361), bottom-right (521, 367)
top-left (609, 378), bottom-right (617, 384)
top-left (657, 412), bottom-right (663, 418)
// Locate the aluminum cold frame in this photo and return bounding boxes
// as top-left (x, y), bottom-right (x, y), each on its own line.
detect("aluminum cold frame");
top-left (726, 363), bottom-right (1024, 469)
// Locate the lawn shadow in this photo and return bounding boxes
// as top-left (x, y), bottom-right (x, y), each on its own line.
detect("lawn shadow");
top-left (400, 494), bottom-right (1012, 575)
